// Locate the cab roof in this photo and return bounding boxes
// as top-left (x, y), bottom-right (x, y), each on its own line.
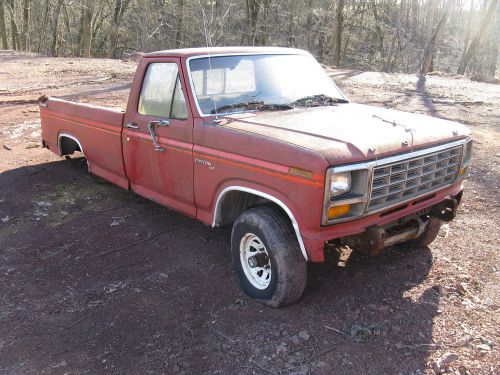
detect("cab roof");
top-left (144, 46), bottom-right (310, 58)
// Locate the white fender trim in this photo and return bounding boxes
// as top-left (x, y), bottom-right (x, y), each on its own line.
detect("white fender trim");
top-left (212, 186), bottom-right (308, 261)
top-left (58, 132), bottom-right (84, 157)
top-left (58, 132), bottom-right (90, 171)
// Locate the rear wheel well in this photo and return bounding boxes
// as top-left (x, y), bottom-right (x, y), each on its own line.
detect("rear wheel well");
top-left (59, 136), bottom-right (82, 156)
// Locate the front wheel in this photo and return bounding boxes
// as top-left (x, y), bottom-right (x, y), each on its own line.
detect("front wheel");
top-left (402, 217), bottom-right (443, 249)
top-left (231, 206), bottom-right (307, 307)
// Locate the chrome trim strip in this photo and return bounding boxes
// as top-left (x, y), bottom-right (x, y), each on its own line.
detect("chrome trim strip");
top-left (212, 186), bottom-right (308, 260)
top-left (331, 138), bottom-right (469, 173)
top-left (329, 196), bottom-right (367, 206)
top-left (185, 52), bottom-right (347, 118)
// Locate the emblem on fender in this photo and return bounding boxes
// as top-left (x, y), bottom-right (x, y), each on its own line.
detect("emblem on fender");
top-left (195, 158), bottom-right (215, 170)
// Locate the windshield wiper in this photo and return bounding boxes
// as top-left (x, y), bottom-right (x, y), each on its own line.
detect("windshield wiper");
top-left (290, 94), bottom-right (349, 108)
top-left (211, 101), bottom-right (293, 114)
top-left (209, 94), bottom-right (347, 114)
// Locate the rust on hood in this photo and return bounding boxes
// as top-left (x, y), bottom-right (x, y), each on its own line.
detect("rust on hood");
top-left (222, 103), bottom-right (471, 165)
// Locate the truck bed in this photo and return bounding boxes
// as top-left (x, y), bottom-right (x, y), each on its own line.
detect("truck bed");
top-left (40, 98), bottom-right (129, 189)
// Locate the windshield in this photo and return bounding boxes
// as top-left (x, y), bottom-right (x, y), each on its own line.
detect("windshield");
top-left (188, 54), bottom-right (346, 115)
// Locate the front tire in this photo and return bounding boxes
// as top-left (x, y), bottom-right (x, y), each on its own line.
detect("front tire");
top-left (402, 217), bottom-right (443, 249)
top-left (231, 206), bottom-right (307, 307)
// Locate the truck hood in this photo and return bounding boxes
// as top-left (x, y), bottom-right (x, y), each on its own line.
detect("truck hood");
top-left (222, 103), bottom-right (471, 165)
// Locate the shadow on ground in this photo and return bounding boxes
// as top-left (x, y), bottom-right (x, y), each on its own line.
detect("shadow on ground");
top-left (0, 158), bottom-right (441, 374)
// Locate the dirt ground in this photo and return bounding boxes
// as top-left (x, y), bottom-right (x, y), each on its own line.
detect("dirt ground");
top-left (0, 50), bottom-right (499, 375)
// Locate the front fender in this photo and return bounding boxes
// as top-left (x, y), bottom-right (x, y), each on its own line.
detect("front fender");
top-left (210, 180), bottom-right (309, 260)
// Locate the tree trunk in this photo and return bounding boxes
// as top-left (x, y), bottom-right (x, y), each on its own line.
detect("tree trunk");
top-left (305, 0), bottom-right (314, 51)
top-left (457, 0), bottom-right (499, 75)
top-left (486, 3), bottom-right (499, 78)
top-left (457, 0), bottom-right (477, 71)
top-left (386, 0), bottom-right (405, 71)
top-left (36, 0), bottom-right (49, 53)
top-left (62, 2), bottom-right (70, 33)
top-left (174, 0), bottom-right (184, 49)
top-left (410, 0), bottom-right (419, 39)
top-left (11, 18), bottom-right (19, 50)
top-left (20, 0), bottom-right (29, 51)
top-left (244, 0), bottom-right (261, 45)
top-left (420, 0), bottom-right (453, 76)
top-left (425, 0), bottom-right (439, 44)
top-left (47, 0), bottom-right (64, 56)
top-left (333, 0), bottom-right (344, 66)
top-left (0, 0), bottom-right (8, 49)
top-left (317, 17), bottom-right (325, 62)
top-left (420, 0), bottom-right (439, 73)
top-left (286, 0), bottom-right (295, 47)
top-left (108, 0), bottom-right (131, 58)
top-left (257, 0), bottom-right (270, 45)
top-left (76, 4), bottom-right (84, 52)
top-left (5, 0), bottom-right (18, 50)
top-left (371, 0), bottom-right (385, 63)
top-left (80, 0), bottom-right (93, 57)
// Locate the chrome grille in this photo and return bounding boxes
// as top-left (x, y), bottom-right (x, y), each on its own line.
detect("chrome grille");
top-left (367, 146), bottom-right (462, 212)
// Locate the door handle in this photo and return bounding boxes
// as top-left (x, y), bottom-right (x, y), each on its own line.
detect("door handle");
top-left (147, 120), bottom-right (170, 152)
top-left (155, 119), bottom-right (171, 127)
top-left (125, 122), bottom-right (140, 129)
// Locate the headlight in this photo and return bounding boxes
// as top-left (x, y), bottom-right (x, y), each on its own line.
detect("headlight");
top-left (322, 167), bottom-right (370, 225)
top-left (330, 172), bottom-right (351, 197)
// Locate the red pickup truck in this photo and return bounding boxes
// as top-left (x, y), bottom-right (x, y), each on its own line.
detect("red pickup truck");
top-left (40, 47), bottom-right (472, 307)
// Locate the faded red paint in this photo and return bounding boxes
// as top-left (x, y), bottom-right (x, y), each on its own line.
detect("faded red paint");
top-left (40, 47), bottom-right (470, 262)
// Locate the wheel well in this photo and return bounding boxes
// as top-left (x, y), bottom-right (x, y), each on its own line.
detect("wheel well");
top-left (215, 190), bottom-right (291, 227)
top-left (59, 136), bottom-right (82, 156)
top-left (214, 188), bottom-right (308, 260)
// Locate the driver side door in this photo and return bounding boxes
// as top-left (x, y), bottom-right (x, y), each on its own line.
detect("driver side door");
top-left (122, 58), bottom-right (195, 216)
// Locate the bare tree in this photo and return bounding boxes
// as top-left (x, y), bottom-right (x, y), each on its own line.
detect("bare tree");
top-left (20, 0), bottom-right (28, 50)
top-left (420, 0), bottom-right (454, 75)
top-left (257, 0), bottom-right (270, 45)
top-left (244, 0), bottom-right (261, 45)
top-left (108, 0), bottom-right (132, 58)
top-left (47, 0), bottom-right (64, 56)
top-left (35, 0), bottom-right (50, 53)
top-left (174, 0), bottom-right (184, 49)
top-left (0, 0), bottom-right (498, 78)
top-left (333, 0), bottom-right (344, 66)
top-left (5, 0), bottom-right (19, 50)
top-left (80, 0), bottom-right (93, 57)
top-left (386, 0), bottom-right (406, 72)
top-left (0, 0), bottom-right (8, 49)
top-left (486, 3), bottom-right (500, 78)
top-left (371, 0), bottom-right (385, 64)
top-left (457, 0), bottom-right (499, 74)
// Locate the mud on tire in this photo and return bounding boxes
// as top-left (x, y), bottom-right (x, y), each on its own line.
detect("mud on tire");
top-left (231, 206), bottom-right (307, 307)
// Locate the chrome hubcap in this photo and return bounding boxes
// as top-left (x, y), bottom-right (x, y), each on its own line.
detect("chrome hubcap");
top-left (240, 233), bottom-right (272, 290)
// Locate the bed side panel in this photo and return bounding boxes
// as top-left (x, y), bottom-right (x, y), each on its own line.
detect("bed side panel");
top-left (40, 98), bottom-right (128, 189)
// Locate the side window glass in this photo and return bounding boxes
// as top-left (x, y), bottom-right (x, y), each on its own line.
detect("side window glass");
top-left (138, 63), bottom-right (188, 119)
top-left (171, 77), bottom-right (188, 119)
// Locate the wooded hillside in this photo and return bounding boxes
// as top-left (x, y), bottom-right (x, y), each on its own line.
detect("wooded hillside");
top-left (0, 0), bottom-right (498, 79)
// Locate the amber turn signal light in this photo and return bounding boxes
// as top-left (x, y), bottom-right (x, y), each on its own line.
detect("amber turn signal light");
top-left (327, 204), bottom-right (350, 220)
